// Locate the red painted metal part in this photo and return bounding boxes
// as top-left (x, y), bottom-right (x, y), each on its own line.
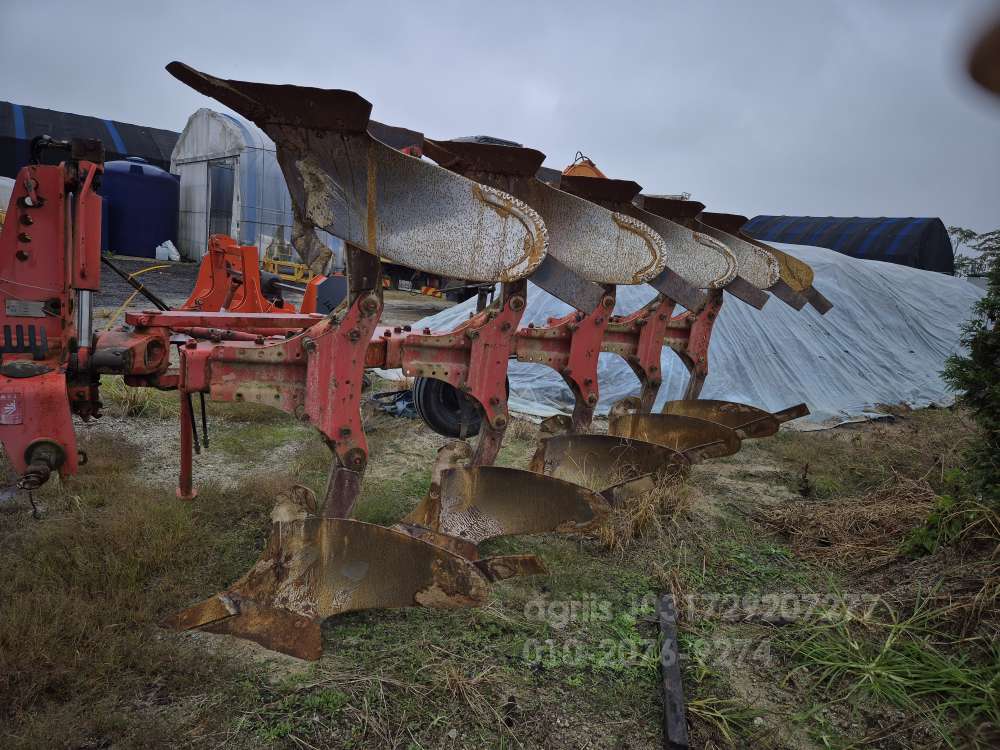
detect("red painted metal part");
top-left (386, 283), bottom-right (526, 432)
top-left (515, 290), bottom-right (615, 430)
top-left (299, 275), bottom-right (327, 314)
top-left (602, 295), bottom-right (676, 412)
top-left (171, 289), bottom-right (382, 498)
top-left (0, 157), bottom-right (103, 480)
top-left (676, 290), bottom-right (722, 399)
top-left (0, 370), bottom-right (79, 478)
top-left (182, 234), bottom-right (294, 313)
top-left (126, 310), bottom-right (322, 333)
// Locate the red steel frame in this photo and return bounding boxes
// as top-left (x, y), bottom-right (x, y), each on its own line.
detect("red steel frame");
top-left (0, 159), bottom-right (722, 502)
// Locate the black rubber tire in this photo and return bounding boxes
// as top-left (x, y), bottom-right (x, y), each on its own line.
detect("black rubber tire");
top-left (412, 376), bottom-right (482, 438)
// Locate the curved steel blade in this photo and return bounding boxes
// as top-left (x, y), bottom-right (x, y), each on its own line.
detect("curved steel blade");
top-left (166, 62), bottom-right (547, 283)
top-left (699, 212), bottom-right (830, 312)
top-left (529, 433), bottom-right (689, 491)
top-left (162, 518), bottom-right (492, 660)
top-left (638, 195), bottom-right (779, 290)
top-left (699, 212), bottom-right (815, 292)
top-left (608, 413), bottom-right (741, 458)
top-left (424, 139), bottom-right (667, 286)
top-left (403, 465), bottom-right (608, 544)
top-left (661, 399), bottom-right (809, 439)
top-left (557, 175), bottom-right (736, 296)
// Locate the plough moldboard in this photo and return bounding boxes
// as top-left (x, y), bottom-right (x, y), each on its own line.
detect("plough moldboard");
top-left (0, 62), bottom-right (831, 660)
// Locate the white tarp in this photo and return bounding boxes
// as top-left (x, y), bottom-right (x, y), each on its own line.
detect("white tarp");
top-left (393, 244), bottom-right (983, 426)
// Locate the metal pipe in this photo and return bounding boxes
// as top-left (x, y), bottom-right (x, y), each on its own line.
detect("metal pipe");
top-left (229, 269), bottom-right (305, 295)
top-left (199, 392), bottom-right (209, 449)
top-left (100, 256), bottom-right (171, 311)
top-left (187, 392), bottom-right (201, 455)
top-left (177, 392), bottom-right (197, 500)
top-left (76, 289), bottom-right (93, 348)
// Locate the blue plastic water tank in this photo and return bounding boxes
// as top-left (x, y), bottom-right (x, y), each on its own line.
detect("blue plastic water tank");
top-left (100, 157), bottom-right (179, 258)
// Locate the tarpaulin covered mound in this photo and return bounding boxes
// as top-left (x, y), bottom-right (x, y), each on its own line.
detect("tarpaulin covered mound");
top-left (401, 244), bottom-right (983, 426)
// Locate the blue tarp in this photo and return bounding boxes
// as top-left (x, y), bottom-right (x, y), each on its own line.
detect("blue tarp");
top-left (744, 215), bottom-right (953, 274)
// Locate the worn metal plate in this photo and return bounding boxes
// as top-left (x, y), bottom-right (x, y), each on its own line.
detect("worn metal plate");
top-left (638, 196), bottom-right (778, 289)
top-left (4, 300), bottom-right (45, 318)
top-left (608, 413), bottom-right (741, 458)
top-left (767, 278), bottom-right (808, 310)
top-left (556, 175), bottom-right (728, 303)
top-left (404, 466), bottom-right (608, 544)
top-left (700, 212), bottom-right (817, 294)
top-left (724, 275), bottom-right (770, 309)
top-left (167, 63), bottom-right (546, 283)
top-left (662, 399), bottom-right (809, 438)
top-left (530, 254), bottom-right (607, 312)
top-left (688, 222), bottom-right (778, 290)
top-left (529, 433), bottom-right (688, 491)
top-left (662, 399), bottom-right (778, 439)
top-left (633, 208), bottom-right (738, 291)
top-left (426, 139), bottom-right (667, 285)
top-left (804, 286), bottom-right (833, 315)
top-left (162, 518), bottom-right (492, 660)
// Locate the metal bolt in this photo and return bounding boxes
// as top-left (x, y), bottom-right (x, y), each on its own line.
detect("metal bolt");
top-left (466, 329), bottom-right (479, 340)
top-left (494, 416), bottom-right (508, 428)
top-left (509, 297), bottom-right (525, 311)
top-left (348, 329), bottom-right (361, 342)
top-left (17, 232), bottom-right (31, 243)
top-left (301, 338), bottom-right (316, 352)
top-left (500, 322), bottom-right (511, 332)
top-left (587, 394), bottom-right (598, 405)
top-left (339, 427), bottom-right (352, 437)
top-left (602, 296), bottom-right (614, 309)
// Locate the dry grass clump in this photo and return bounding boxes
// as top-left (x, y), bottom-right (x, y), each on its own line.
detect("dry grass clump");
top-left (596, 473), bottom-right (696, 556)
top-left (504, 417), bottom-right (538, 444)
top-left (0, 437), bottom-right (297, 748)
top-left (767, 408), bottom-right (976, 498)
top-left (759, 473), bottom-right (937, 562)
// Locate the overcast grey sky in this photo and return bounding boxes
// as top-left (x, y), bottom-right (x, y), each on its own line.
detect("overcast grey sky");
top-left (3, 0), bottom-right (999, 232)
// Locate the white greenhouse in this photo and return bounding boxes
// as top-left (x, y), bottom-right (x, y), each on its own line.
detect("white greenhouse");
top-left (170, 108), bottom-right (342, 264)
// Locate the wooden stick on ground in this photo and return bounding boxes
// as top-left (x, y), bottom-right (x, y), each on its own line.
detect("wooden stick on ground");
top-left (657, 593), bottom-right (689, 749)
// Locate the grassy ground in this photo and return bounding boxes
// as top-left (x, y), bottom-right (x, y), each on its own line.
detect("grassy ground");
top-left (0, 393), bottom-right (996, 748)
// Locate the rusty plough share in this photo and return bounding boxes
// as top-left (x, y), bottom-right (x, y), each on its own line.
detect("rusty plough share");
top-left (0, 62), bottom-right (830, 660)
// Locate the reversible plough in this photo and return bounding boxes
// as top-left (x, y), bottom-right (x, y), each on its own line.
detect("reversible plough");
top-left (0, 63), bottom-right (830, 660)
